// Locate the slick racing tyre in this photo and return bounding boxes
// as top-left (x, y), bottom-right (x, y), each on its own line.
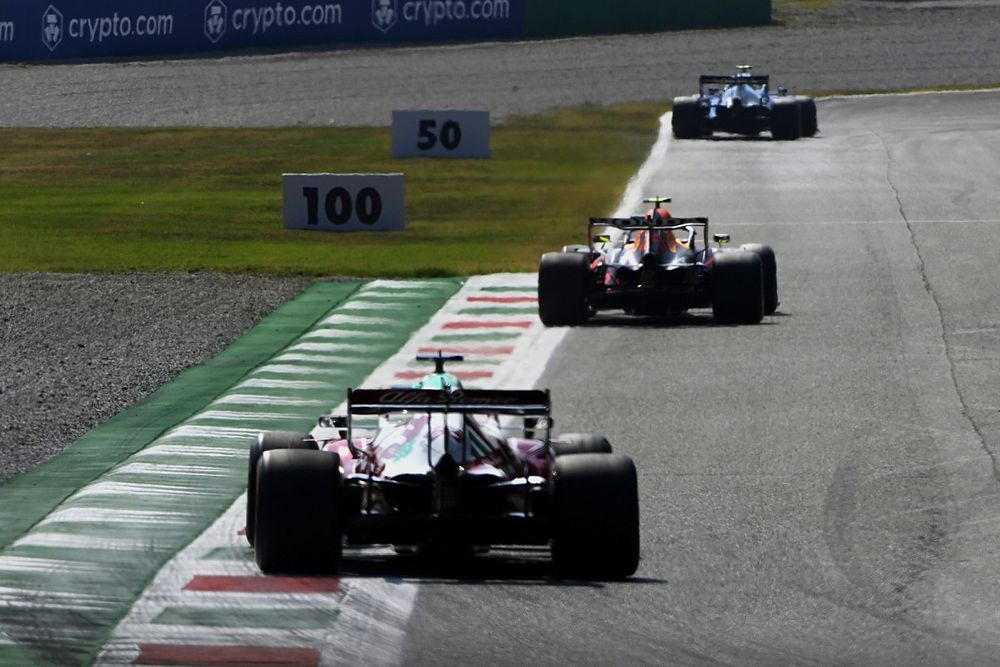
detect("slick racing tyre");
top-left (740, 243), bottom-right (779, 315)
top-left (671, 96), bottom-right (704, 139)
top-left (538, 251), bottom-right (592, 327)
top-left (551, 433), bottom-right (613, 456)
top-left (254, 449), bottom-right (343, 574)
top-left (246, 431), bottom-right (316, 547)
top-left (796, 97), bottom-right (818, 137)
top-left (561, 245), bottom-right (590, 254)
top-left (550, 453), bottom-right (640, 579)
top-left (712, 250), bottom-right (764, 324)
top-left (771, 98), bottom-right (802, 140)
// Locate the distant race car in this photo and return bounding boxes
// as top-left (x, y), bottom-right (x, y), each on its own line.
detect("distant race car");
top-left (672, 65), bottom-right (817, 140)
top-left (537, 197), bottom-right (778, 326)
top-left (246, 353), bottom-right (640, 579)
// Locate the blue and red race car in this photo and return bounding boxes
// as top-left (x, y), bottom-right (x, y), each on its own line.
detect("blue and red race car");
top-left (538, 197), bottom-right (778, 326)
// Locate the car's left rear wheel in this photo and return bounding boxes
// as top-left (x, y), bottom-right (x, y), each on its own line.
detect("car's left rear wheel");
top-left (671, 96), bottom-right (704, 139)
top-left (245, 431), bottom-right (316, 547)
top-left (538, 251), bottom-right (592, 326)
top-left (254, 449), bottom-right (342, 574)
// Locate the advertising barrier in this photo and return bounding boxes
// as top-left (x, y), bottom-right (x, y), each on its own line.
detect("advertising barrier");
top-left (391, 110), bottom-right (490, 158)
top-left (283, 173), bottom-right (405, 232)
top-left (525, 0), bottom-right (771, 36)
top-left (0, 0), bottom-right (525, 61)
top-left (0, 1), bottom-right (770, 63)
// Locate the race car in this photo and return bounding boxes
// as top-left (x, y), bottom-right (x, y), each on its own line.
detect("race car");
top-left (537, 197), bottom-right (778, 326)
top-left (671, 65), bottom-right (818, 140)
top-left (245, 352), bottom-right (640, 579)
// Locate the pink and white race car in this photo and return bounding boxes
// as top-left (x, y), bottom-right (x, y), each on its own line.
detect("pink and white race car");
top-left (245, 353), bottom-right (640, 579)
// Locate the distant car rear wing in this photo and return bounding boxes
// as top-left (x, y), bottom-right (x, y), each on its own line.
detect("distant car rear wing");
top-left (589, 216), bottom-right (708, 230)
top-left (589, 216), bottom-right (711, 249)
top-left (348, 388), bottom-right (551, 416)
top-left (699, 74), bottom-right (770, 92)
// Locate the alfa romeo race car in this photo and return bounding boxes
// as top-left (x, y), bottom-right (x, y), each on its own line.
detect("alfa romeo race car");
top-left (537, 197), bottom-right (778, 326)
top-left (245, 353), bottom-right (640, 579)
top-left (672, 65), bottom-right (818, 140)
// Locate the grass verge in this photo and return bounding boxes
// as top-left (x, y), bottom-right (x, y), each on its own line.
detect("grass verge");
top-left (0, 104), bottom-right (662, 277)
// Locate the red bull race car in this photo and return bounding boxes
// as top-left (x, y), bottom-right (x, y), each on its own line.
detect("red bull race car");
top-left (672, 65), bottom-right (818, 140)
top-left (538, 197), bottom-right (778, 326)
top-left (245, 353), bottom-right (640, 579)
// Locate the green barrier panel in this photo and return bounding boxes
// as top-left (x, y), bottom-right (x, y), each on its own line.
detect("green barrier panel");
top-left (526, 0), bottom-right (771, 36)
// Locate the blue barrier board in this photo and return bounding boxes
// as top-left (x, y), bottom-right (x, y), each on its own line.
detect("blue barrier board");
top-left (0, 0), bottom-right (525, 61)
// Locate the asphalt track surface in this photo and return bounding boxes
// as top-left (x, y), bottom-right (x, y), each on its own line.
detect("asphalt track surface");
top-left (400, 92), bottom-right (1000, 664)
top-left (3, 3), bottom-right (1000, 664)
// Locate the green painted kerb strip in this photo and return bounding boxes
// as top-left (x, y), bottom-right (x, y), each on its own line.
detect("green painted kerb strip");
top-left (0, 282), bottom-right (362, 551)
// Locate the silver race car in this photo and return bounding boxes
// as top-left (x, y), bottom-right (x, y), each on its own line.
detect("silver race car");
top-left (672, 65), bottom-right (818, 140)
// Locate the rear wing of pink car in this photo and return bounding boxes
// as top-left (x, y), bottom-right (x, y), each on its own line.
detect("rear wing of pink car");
top-left (347, 388), bottom-right (551, 417)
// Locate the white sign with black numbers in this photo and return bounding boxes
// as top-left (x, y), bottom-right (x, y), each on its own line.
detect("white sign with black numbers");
top-left (391, 110), bottom-right (490, 158)
top-left (282, 173), bottom-right (405, 232)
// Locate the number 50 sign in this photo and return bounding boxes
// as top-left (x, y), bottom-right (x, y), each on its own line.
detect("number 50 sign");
top-left (392, 110), bottom-right (490, 158)
top-left (282, 173), bottom-right (404, 232)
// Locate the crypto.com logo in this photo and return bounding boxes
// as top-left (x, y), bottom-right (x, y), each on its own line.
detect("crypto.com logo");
top-left (204, 0), bottom-right (227, 43)
top-left (41, 5), bottom-right (63, 51)
top-left (372, 0), bottom-right (397, 33)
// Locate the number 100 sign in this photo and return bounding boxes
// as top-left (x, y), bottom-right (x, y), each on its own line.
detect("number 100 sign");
top-left (282, 173), bottom-right (405, 232)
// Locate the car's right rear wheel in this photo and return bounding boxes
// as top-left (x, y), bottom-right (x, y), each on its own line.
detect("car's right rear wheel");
top-left (771, 99), bottom-right (802, 140)
top-left (550, 433), bottom-right (613, 456)
top-left (740, 243), bottom-right (779, 315)
top-left (254, 449), bottom-right (342, 574)
top-left (550, 453), bottom-right (640, 579)
top-left (538, 251), bottom-right (592, 327)
top-left (798, 97), bottom-right (818, 137)
top-left (712, 250), bottom-right (764, 324)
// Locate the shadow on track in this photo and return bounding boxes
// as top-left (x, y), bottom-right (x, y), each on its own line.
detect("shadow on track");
top-left (338, 546), bottom-right (665, 587)
top-left (579, 310), bottom-right (785, 329)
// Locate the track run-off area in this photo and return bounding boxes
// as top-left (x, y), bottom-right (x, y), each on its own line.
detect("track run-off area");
top-left (2, 90), bottom-right (1000, 664)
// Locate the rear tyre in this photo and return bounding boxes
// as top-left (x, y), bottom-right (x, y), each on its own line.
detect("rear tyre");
top-left (740, 243), bottom-right (778, 315)
top-left (246, 431), bottom-right (316, 546)
top-left (798, 97), bottom-right (818, 137)
top-left (551, 433), bottom-right (613, 456)
top-left (538, 251), bottom-right (592, 327)
top-left (771, 99), bottom-right (802, 140)
top-left (551, 453), bottom-right (640, 579)
top-left (712, 251), bottom-right (764, 324)
top-left (671, 96), bottom-right (704, 139)
top-left (254, 449), bottom-right (342, 574)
